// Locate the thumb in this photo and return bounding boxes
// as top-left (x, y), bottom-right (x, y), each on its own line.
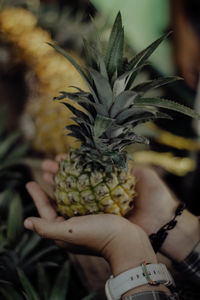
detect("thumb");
top-left (24, 217), bottom-right (73, 241)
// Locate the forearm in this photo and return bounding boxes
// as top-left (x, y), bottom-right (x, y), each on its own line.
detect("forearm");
top-left (174, 241), bottom-right (200, 282)
top-left (107, 225), bottom-right (172, 299)
top-left (160, 209), bottom-right (200, 262)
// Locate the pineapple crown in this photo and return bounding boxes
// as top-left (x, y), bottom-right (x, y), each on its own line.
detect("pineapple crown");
top-left (49, 12), bottom-right (200, 171)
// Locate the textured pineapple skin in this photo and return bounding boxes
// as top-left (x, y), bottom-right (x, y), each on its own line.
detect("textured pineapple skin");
top-left (54, 152), bottom-right (136, 218)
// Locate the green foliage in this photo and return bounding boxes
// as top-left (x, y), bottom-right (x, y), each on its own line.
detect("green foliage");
top-left (0, 113), bottom-right (94, 300)
top-left (50, 11), bottom-right (200, 172)
top-left (7, 193), bottom-right (23, 245)
top-left (105, 12), bottom-right (124, 77)
top-left (0, 262), bottom-right (95, 300)
top-left (0, 110), bottom-right (30, 192)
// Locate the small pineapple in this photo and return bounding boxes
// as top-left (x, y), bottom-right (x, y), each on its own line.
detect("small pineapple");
top-left (51, 12), bottom-right (199, 217)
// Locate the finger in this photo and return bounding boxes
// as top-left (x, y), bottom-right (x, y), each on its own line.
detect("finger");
top-left (24, 217), bottom-right (97, 255)
top-left (42, 160), bottom-right (59, 174)
top-left (43, 172), bottom-right (55, 186)
top-left (56, 153), bottom-right (66, 162)
top-left (24, 217), bottom-right (73, 241)
top-left (26, 182), bottom-right (57, 220)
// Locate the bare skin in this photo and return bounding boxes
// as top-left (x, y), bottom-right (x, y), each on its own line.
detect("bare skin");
top-left (41, 155), bottom-right (200, 261)
top-left (24, 180), bottom-right (169, 297)
top-left (24, 156), bottom-right (200, 297)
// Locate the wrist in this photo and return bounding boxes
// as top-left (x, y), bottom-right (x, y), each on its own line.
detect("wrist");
top-left (106, 261), bottom-right (173, 300)
top-left (107, 224), bottom-right (157, 276)
top-left (161, 209), bottom-right (200, 262)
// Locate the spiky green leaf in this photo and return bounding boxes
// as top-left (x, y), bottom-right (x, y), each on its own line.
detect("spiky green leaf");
top-left (110, 91), bottom-right (137, 117)
top-left (48, 43), bottom-right (98, 102)
top-left (88, 67), bottom-right (113, 108)
top-left (116, 133), bottom-right (150, 150)
top-left (105, 12), bottom-right (124, 77)
top-left (66, 124), bottom-right (94, 146)
top-left (116, 108), bottom-right (172, 125)
top-left (62, 102), bottom-right (93, 124)
top-left (134, 98), bottom-right (200, 119)
top-left (94, 115), bottom-right (113, 138)
top-left (83, 39), bottom-right (108, 80)
top-left (126, 32), bottom-right (171, 88)
top-left (127, 31), bottom-right (171, 71)
top-left (133, 76), bottom-right (183, 96)
top-left (113, 64), bottom-right (148, 97)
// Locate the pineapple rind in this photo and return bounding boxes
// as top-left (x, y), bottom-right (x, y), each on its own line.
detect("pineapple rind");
top-left (54, 152), bottom-right (135, 217)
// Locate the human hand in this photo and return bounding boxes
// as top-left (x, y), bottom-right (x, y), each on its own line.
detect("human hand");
top-left (24, 181), bottom-right (157, 276)
top-left (128, 167), bottom-right (178, 235)
top-left (41, 156), bottom-right (200, 262)
top-left (41, 156), bottom-right (177, 235)
top-left (130, 167), bottom-right (200, 262)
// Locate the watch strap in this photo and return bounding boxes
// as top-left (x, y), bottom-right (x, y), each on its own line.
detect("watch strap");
top-left (105, 264), bottom-right (175, 300)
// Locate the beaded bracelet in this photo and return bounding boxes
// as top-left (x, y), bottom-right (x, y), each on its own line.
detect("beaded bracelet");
top-left (149, 203), bottom-right (186, 253)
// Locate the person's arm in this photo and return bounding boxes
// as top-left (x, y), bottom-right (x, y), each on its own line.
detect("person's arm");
top-left (24, 182), bottom-right (173, 300)
top-left (174, 241), bottom-right (200, 282)
top-left (130, 167), bottom-right (200, 281)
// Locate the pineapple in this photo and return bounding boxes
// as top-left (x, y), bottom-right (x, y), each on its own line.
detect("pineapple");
top-left (51, 12), bottom-right (199, 218)
top-left (0, 6), bottom-right (88, 156)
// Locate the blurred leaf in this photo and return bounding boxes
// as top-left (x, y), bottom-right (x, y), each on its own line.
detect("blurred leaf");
top-left (0, 189), bottom-right (13, 210)
top-left (0, 285), bottom-right (24, 300)
top-left (0, 132), bottom-right (20, 162)
top-left (37, 263), bottom-right (50, 300)
top-left (20, 234), bottom-right (41, 260)
top-left (17, 268), bottom-right (39, 300)
top-left (15, 233), bottom-right (29, 255)
top-left (49, 261), bottom-right (71, 300)
top-left (23, 245), bottom-right (58, 269)
top-left (7, 194), bottom-right (23, 244)
top-left (6, 142), bottom-right (29, 161)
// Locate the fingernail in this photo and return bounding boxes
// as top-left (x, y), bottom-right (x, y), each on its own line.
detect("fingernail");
top-left (24, 219), bottom-right (34, 230)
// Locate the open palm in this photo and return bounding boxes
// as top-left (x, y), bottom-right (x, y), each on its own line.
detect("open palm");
top-left (41, 155), bottom-right (178, 236)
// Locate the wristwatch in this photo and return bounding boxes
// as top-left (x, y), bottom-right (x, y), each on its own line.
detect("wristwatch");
top-left (105, 263), bottom-right (175, 300)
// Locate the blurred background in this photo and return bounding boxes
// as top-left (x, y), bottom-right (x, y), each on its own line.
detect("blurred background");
top-left (0, 0), bottom-right (200, 299)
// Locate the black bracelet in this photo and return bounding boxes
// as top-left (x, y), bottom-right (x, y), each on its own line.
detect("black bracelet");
top-left (149, 203), bottom-right (186, 253)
